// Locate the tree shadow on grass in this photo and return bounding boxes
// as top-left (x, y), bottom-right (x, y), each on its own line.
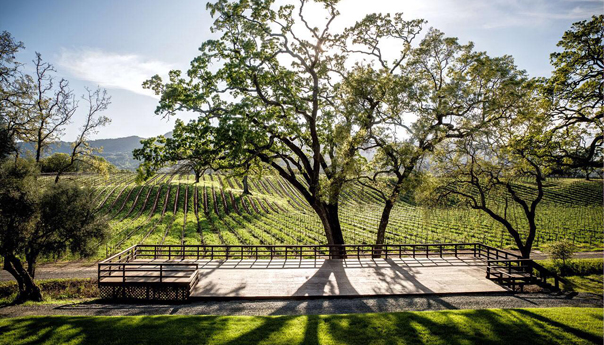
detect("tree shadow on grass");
top-left (0, 315), bottom-right (235, 345)
top-left (321, 308), bottom-right (603, 345)
top-left (0, 308), bottom-right (601, 345)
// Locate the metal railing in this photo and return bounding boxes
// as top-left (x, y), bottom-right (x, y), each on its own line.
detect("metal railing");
top-left (98, 262), bottom-right (199, 284)
top-left (127, 243), bottom-right (481, 261)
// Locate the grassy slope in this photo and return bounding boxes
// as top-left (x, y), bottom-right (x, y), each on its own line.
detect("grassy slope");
top-left (0, 308), bottom-right (601, 345)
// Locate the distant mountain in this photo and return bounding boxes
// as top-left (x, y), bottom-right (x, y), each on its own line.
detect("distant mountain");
top-left (19, 136), bottom-right (145, 171)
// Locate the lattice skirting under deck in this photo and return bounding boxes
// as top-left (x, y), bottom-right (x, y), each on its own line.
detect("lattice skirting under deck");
top-left (99, 284), bottom-right (190, 300)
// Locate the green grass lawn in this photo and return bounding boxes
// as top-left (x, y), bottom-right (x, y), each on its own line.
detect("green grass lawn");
top-left (0, 307), bottom-right (601, 345)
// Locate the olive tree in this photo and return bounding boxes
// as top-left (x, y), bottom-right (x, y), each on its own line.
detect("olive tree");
top-left (0, 160), bottom-right (109, 302)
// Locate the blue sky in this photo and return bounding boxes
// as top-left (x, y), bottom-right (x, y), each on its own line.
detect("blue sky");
top-left (1, 0), bottom-right (602, 140)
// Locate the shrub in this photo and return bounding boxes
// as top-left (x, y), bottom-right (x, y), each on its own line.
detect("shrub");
top-left (539, 258), bottom-right (603, 276)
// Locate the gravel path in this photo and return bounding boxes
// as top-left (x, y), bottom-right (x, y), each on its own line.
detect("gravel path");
top-left (0, 263), bottom-right (97, 282)
top-left (0, 293), bottom-right (601, 318)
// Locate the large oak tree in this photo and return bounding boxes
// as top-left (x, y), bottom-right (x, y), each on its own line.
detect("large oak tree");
top-left (143, 0), bottom-right (423, 248)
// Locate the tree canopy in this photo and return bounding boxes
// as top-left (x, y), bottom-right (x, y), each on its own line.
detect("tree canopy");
top-left (143, 0), bottom-right (537, 250)
top-left (423, 15), bottom-right (603, 258)
top-left (134, 118), bottom-right (217, 183)
top-left (0, 31), bottom-right (112, 303)
top-left (0, 160), bottom-right (109, 302)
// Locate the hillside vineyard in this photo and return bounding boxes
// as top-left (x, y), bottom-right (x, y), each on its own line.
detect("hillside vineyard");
top-left (39, 173), bottom-right (604, 259)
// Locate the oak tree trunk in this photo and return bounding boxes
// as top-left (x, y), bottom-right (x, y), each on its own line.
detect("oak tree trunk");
top-left (373, 166), bottom-right (413, 258)
top-left (313, 202), bottom-right (346, 258)
top-left (373, 198), bottom-right (395, 258)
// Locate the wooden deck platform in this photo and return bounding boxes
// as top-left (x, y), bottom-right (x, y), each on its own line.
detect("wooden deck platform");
top-left (98, 244), bottom-right (541, 300)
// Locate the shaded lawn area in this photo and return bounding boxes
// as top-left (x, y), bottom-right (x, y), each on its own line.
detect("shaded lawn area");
top-left (0, 307), bottom-right (602, 345)
top-left (562, 275), bottom-right (604, 295)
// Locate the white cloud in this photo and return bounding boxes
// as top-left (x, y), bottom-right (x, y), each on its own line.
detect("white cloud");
top-left (57, 48), bottom-right (173, 98)
top-left (522, 6), bottom-right (602, 20)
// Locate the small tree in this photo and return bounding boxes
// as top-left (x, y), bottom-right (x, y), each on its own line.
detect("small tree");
top-left (54, 87), bottom-right (111, 183)
top-left (544, 240), bottom-right (575, 275)
top-left (0, 160), bottom-right (40, 302)
top-left (0, 159), bottom-right (109, 302)
top-left (28, 53), bottom-right (78, 163)
top-left (134, 118), bottom-right (217, 183)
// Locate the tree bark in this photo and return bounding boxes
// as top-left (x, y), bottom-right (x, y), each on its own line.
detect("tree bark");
top-left (194, 170), bottom-right (201, 183)
top-left (54, 167), bottom-right (67, 183)
top-left (519, 215), bottom-right (537, 259)
top-left (373, 198), bottom-right (395, 258)
top-left (3, 254), bottom-right (42, 303)
top-left (313, 202), bottom-right (346, 258)
top-left (26, 252), bottom-right (36, 278)
top-left (373, 164), bottom-right (415, 258)
top-left (242, 175), bottom-right (252, 195)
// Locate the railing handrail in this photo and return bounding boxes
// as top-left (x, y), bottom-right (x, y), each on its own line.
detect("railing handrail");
top-left (99, 262), bottom-right (200, 267)
top-left (478, 244), bottom-right (523, 259)
top-left (487, 259), bottom-right (532, 263)
top-left (100, 243), bottom-right (526, 265)
top-left (133, 242), bottom-right (481, 248)
top-left (100, 244), bottom-right (137, 264)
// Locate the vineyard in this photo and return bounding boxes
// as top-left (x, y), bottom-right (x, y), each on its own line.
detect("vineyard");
top-left (39, 173), bottom-right (604, 259)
